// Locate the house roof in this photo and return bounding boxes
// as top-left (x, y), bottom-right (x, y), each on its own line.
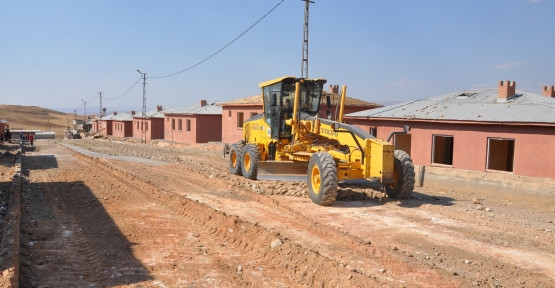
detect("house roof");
top-left (345, 88), bottom-right (555, 124)
top-left (131, 107), bottom-right (175, 119)
top-left (220, 94), bottom-right (381, 108)
top-left (98, 112), bottom-right (133, 121)
top-left (167, 101), bottom-right (222, 115)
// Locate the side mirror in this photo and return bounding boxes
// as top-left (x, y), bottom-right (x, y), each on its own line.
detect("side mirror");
top-left (326, 95), bottom-right (331, 109)
top-left (270, 93), bottom-right (277, 106)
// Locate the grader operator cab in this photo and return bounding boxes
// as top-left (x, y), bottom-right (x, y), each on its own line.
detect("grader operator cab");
top-left (225, 76), bottom-right (415, 206)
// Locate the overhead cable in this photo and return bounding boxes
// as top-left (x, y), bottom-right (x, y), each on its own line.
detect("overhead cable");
top-left (104, 77), bottom-right (143, 100)
top-left (150, 0), bottom-right (285, 79)
top-left (521, 70), bottom-right (555, 87)
top-left (515, 60), bottom-right (555, 82)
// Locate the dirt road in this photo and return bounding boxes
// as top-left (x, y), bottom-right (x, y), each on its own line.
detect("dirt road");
top-left (17, 139), bottom-right (555, 287)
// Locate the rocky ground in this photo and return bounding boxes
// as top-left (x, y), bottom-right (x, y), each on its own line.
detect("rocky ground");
top-left (11, 138), bottom-right (555, 287)
top-left (0, 141), bottom-right (19, 248)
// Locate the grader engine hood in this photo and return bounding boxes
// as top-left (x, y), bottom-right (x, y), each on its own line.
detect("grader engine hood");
top-left (317, 119), bottom-right (395, 183)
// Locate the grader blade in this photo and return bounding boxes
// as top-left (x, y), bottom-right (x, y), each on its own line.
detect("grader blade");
top-left (257, 161), bottom-right (308, 181)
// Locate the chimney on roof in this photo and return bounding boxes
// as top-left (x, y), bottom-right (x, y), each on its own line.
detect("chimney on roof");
top-left (113, 111), bottom-right (117, 115)
top-left (131, 110), bottom-right (136, 115)
top-left (156, 105), bottom-right (162, 112)
top-left (329, 85), bottom-right (339, 94)
top-left (498, 80), bottom-right (516, 102)
top-left (542, 86), bottom-right (555, 98)
top-left (200, 100), bottom-right (207, 107)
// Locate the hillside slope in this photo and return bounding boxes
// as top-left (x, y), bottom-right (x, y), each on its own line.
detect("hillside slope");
top-left (0, 104), bottom-right (86, 138)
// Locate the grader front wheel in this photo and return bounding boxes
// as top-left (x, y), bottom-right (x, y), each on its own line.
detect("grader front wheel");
top-left (307, 152), bottom-right (338, 206)
top-left (241, 144), bottom-right (260, 180)
top-left (384, 150), bottom-right (415, 199)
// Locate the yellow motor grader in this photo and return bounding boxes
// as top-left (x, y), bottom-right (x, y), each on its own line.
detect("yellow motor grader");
top-left (225, 76), bottom-right (415, 206)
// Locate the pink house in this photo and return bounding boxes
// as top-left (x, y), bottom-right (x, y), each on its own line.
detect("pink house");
top-left (132, 105), bottom-right (173, 141)
top-left (164, 100), bottom-right (222, 144)
top-left (344, 82), bottom-right (555, 179)
top-left (111, 111), bottom-right (134, 138)
top-left (96, 115), bottom-right (114, 136)
top-left (220, 84), bottom-right (382, 144)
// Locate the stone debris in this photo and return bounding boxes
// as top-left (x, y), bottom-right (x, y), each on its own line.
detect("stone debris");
top-left (270, 239), bottom-right (283, 248)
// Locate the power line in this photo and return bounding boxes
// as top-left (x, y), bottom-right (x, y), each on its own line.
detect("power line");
top-left (104, 77), bottom-right (143, 100)
top-left (77, 76), bottom-right (141, 114)
top-left (514, 60), bottom-right (555, 82)
top-left (76, 102), bottom-right (84, 112)
top-left (521, 70), bottom-right (555, 87)
top-left (150, 0), bottom-right (285, 79)
top-left (87, 94), bottom-right (98, 103)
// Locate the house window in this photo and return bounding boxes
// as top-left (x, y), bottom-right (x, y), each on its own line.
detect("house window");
top-left (228, 110), bottom-right (232, 117)
top-left (250, 112), bottom-right (258, 118)
top-left (432, 135), bottom-right (454, 165)
top-left (167, 117), bottom-right (170, 122)
top-left (369, 127), bottom-right (377, 137)
top-left (172, 119), bottom-right (175, 130)
top-left (237, 112), bottom-right (244, 128)
top-left (145, 122), bottom-right (148, 132)
top-left (186, 119), bottom-right (191, 132)
top-left (487, 138), bottom-right (515, 172)
top-left (178, 119), bottom-right (182, 131)
top-left (136, 121), bottom-right (139, 129)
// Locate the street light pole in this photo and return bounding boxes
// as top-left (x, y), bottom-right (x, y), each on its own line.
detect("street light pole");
top-left (81, 99), bottom-right (87, 123)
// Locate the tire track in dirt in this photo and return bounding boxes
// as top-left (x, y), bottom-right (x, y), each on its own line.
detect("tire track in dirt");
top-left (70, 153), bottom-right (255, 287)
top-left (98, 152), bottom-right (462, 287)
top-left (64, 145), bottom-right (391, 287)
top-left (20, 175), bottom-right (113, 286)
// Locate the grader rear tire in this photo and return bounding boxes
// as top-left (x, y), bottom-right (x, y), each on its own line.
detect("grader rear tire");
top-left (241, 144), bottom-right (260, 180)
top-left (228, 144), bottom-right (243, 176)
top-left (384, 150), bottom-right (415, 199)
top-left (307, 152), bottom-right (338, 206)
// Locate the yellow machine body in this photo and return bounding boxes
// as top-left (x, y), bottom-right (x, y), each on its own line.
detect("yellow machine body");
top-left (240, 76), bottom-right (396, 184)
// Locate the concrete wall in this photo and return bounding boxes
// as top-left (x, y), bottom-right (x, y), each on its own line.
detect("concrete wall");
top-left (164, 114), bottom-right (222, 144)
top-left (346, 118), bottom-right (555, 179)
top-left (415, 165), bottom-right (555, 206)
top-left (112, 120), bottom-right (133, 138)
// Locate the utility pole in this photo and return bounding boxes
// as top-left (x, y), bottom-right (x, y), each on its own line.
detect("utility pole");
top-left (137, 69), bottom-right (147, 144)
top-left (99, 92), bottom-right (103, 117)
top-left (73, 109), bottom-right (77, 130)
top-left (301, 0), bottom-right (314, 79)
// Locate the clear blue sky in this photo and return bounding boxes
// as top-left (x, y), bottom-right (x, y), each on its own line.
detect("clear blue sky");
top-left (1, 0), bottom-right (554, 114)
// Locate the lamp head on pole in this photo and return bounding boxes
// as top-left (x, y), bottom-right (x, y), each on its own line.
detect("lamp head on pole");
top-left (136, 69), bottom-right (142, 74)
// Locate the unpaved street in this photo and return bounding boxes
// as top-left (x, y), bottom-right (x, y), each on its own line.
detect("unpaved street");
top-left (17, 139), bottom-right (555, 287)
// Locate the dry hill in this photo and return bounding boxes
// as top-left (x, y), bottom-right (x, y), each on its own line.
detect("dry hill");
top-left (0, 104), bottom-right (86, 138)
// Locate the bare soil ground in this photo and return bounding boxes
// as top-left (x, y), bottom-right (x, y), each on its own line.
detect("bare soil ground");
top-left (14, 138), bottom-right (555, 287)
